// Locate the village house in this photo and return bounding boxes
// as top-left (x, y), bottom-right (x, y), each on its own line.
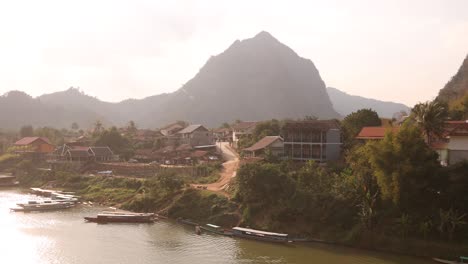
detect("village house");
top-left (66, 135), bottom-right (92, 147)
top-left (357, 121), bottom-right (468, 166)
top-left (244, 136), bottom-right (284, 158)
top-left (52, 144), bottom-right (115, 162)
top-left (231, 121), bottom-right (257, 148)
top-left (213, 127), bottom-right (231, 142)
top-left (160, 123), bottom-right (185, 136)
top-left (177, 124), bottom-right (214, 147)
top-left (135, 129), bottom-right (163, 142)
top-left (355, 127), bottom-right (400, 140)
top-left (432, 120), bottom-right (468, 166)
top-left (13, 137), bottom-right (55, 160)
top-left (282, 120), bottom-right (342, 162)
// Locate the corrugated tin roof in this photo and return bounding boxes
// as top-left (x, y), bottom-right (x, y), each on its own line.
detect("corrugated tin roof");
top-left (89, 147), bottom-right (113, 157)
top-left (177, 124), bottom-right (208, 134)
top-left (14, 137), bottom-right (52, 146)
top-left (191, 150), bottom-right (208, 158)
top-left (68, 149), bottom-right (91, 158)
top-left (231, 121), bottom-right (257, 131)
top-left (283, 120), bottom-right (340, 131)
top-left (176, 144), bottom-right (192, 151)
top-left (244, 136), bottom-right (283, 152)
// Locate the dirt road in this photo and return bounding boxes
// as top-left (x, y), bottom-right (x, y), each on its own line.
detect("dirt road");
top-left (192, 142), bottom-right (239, 197)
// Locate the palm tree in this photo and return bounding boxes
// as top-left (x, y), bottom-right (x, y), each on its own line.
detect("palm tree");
top-left (411, 101), bottom-right (447, 144)
top-left (127, 120), bottom-right (137, 135)
top-left (94, 120), bottom-right (103, 133)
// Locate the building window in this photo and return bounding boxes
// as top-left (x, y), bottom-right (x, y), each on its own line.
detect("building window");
top-left (302, 144), bottom-right (311, 159)
top-left (321, 145), bottom-right (327, 160)
top-left (293, 145), bottom-right (302, 159)
top-left (284, 144), bottom-right (292, 158)
top-left (311, 132), bottom-right (321, 143)
top-left (311, 145), bottom-right (321, 159)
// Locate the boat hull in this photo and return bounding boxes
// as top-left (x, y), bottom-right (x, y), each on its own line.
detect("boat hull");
top-left (84, 215), bottom-right (155, 223)
top-left (231, 233), bottom-right (290, 243)
top-left (433, 258), bottom-right (462, 264)
top-left (11, 204), bottom-right (72, 212)
top-left (200, 226), bottom-right (233, 236)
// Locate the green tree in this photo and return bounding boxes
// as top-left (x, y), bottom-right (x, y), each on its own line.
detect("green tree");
top-left (438, 208), bottom-right (467, 241)
top-left (94, 127), bottom-right (133, 160)
top-left (369, 124), bottom-right (441, 213)
top-left (34, 127), bottom-right (64, 145)
top-left (157, 171), bottom-right (183, 193)
top-left (71, 122), bottom-right (79, 131)
top-left (153, 138), bottom-right (164, 150)
top-left (253, 119), bottom-right (281, 140)
top-left (236, 163), bottom-right (294, 204)
top-left (341, 109), bottom-right (381, 148)
top-left (20, 125), bottom-right (34, 137)
top-left (411, 101), bottom-right (448, 144)
top-left (304, 115), bottom-right (318, 120)
top-left (346, 143), bottom-right (380, 230)
top-left (127, 120), bottom-right (137, 135)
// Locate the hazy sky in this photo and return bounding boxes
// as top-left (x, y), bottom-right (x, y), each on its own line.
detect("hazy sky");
top-left (0, 0), bottom-right (467, 106)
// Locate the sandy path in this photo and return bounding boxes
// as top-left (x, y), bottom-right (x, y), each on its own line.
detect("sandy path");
top-left (192, 142), bottom-right (239, 197)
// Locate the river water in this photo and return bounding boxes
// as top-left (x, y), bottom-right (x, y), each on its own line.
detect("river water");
top-left (0, 189), bottom-right (431, 264)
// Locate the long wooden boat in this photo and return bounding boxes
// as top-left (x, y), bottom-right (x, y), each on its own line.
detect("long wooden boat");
top-left (176, 218), bottom-right (198, 226)
top-left (231, 227), bottom-right (291, 243)
top-left (0, 175), bottom-right (19, 187)
top-left (0, 181), bottom-right (19, 187)
top-left (200, 224), bottom-right (233, 236)
top-left (84, 212), bottom-right (155, 223)
top-left (433, 257), bottom-right (468, 264)
top-left (11, 201), bottom-right (73, 212)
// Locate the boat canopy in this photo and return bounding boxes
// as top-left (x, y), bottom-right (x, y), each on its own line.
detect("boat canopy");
top-left (232, 227), bottom-right (288, 237)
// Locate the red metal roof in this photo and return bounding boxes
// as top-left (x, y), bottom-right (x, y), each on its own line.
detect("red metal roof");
top-left (356, 127), bottom-right (400, 139)
top-left (14, 137), bottom-right (52, 146)
top-left (444, 121), bottom-right (468, 137)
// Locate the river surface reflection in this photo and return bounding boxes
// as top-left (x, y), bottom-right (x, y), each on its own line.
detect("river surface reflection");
top-left (0, 189), bottom-right (431, 264)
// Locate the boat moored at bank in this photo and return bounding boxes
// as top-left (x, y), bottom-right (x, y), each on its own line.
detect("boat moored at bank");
top-left (433, 256), bottom-right (468, 264)
top-left (11, 201), bottom-right (74, 212)
top-left (84, 211), bottom-right (156, 223)
top-left (200, 224), bottom-right (233, 236)
top-left (231, 227), bottom-right (291, 243)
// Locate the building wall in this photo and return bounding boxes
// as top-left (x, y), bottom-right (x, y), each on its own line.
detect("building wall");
top-left (436, 149), bottom-right (449, 166)
top-left (325, 129), bottom-right (341, 161)
top-left (448, 136), bottom-right (468, 150)
top-left (283, 129), bottom-right (342, 162)
top-left (267, 140), bottom-right (283, 157)
top-left (182, 131), bottom-right (214, 147)
top-left (449, 150), bottom-right (468, 164)
top-left (37, 143), bottom-right (55, 153)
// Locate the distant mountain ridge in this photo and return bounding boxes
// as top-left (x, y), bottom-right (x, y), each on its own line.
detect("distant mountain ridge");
top-left (0, 32), bottom-right (410, 130)
top-left (327, 87), bottom-right (410, 118)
